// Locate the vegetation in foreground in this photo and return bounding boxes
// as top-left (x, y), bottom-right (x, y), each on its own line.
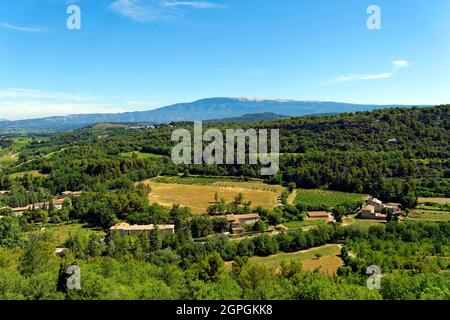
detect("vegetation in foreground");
top-left (0, 214), bottom-right (449, 300)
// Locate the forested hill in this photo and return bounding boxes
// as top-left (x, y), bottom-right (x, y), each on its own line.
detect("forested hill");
top-left (263, 105), bottom-right (449, 154)
top-left (2, 105), bottom-right (449, 204)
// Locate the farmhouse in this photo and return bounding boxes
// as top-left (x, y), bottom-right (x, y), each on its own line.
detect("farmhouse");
top-left (61, 191), bottom-right (83, 197)
top-left (110, 222), bottom-right (175, 236)
top-left (1, 196), bottom-right (74, 217)
top-left (366, 198), bottom-right (384, 212)
top-left (360, 198), bottom-right (402, 220)
top-left (360, 205), bottom-right (386, 220)
top-left (307, 211), bottom-right (331, 219)
top-left (225, 213), bottom-right (260, 234)
top-left (31, 198), bottom-right (67, 210)
top-left (385, 202), bottom-right (402, 212)
top-left (52, 198), bottom-right (66, 210)
top-left (7, 205), bottom-right (32, 216)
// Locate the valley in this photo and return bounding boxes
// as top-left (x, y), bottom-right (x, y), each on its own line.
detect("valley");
top-left (0, 104), bottom-right (449, 300)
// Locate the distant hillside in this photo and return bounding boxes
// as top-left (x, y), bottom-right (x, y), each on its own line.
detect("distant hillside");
top-left (90, 123), bottom-right (132, 129)
top-left (0, 97), bottom-right (427, 132)
top-left (206, 112), bottom-right (288, 124)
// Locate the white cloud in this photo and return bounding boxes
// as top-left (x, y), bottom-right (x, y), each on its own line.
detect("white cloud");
top-left (0, 22), bottom-right (48, 33)
top-left (162, 1), bottom-right (225, 9)
top-left (109, 0), bottom-right (161, 22)
top-left (109, 0), bottom-right (224, 22)
top-left (0, 88), bottom-right (90, 101)
top-left (392, 60), bottom-right (410, 69)
top-left (330, 72), bottom-right (393, 83)
top-left (0, 88), bottom-right (160, 120)
top-left (330, 60), bottom-right (410, 83)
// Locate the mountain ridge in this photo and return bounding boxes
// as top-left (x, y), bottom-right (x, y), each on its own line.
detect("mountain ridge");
top-left (0, 97), bottom-right (428, 132)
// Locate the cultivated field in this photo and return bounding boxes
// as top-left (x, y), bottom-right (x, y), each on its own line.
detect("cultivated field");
top-left (244, 244), bottom-right (343, 275)
top-left (152, 176), bottom-right (283, 193)
top-left (142, 178), bottom-right (283, 213)
top-left (409, 210), bottom-right (450, 222)
top-left (294, 189), bottom-right (368, 209)
top-left (418, 197), bottom-right (450, 204)
top-left (342, 215), bottom-right (386, 229)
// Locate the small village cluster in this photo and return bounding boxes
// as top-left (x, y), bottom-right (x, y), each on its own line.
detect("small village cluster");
top-left (107, 197), bottom-right (401, 237)
top-left (1, 186), bottom-right (401, 238)
top-left (0, 191), bottom-right (83, 216)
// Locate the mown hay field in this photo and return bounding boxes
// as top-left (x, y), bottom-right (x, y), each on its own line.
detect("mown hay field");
top-left (142, 178), bottom-right (283, 214)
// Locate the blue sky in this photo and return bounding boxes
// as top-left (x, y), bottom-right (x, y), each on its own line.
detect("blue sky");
top-left (0, 0), bottom-right (449, 120)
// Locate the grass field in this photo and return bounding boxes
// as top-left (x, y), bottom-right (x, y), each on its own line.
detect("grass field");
top-left (0, 137), bottom-right (32, 168)
top-left (9, 170), bottom-right (46, 179)
top-left (342, 216), bottom-right (386, 229)
top-left (294, 189), bottom-right (367, 209)
top-left (0, 152), bottom-right (18, 167)
top-left (418, 197), bottom-right (450, 204)
top-left (282, 219), bottom-right (326, 229)
top-left (409, 210), bottom-right (450, 222)
top-left (153, 176), bottom-right (229, 185)
top-left (120, 151), bottom-right (163, 160)
top-left (42, 223), bottom-right (106, 246)
top-left (142, 178), bottom-right (283, 213)
top-left (239, 244), bottom-right (343, 275)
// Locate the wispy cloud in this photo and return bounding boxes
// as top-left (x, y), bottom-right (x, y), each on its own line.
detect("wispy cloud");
top-left (109, 0), bottom-right (225, 22)
top-left (329, 60), bottom-right (410, 83)
top-left (109, 0), bottom-right (161, 22)
top-left (0, 22), bottom-right (48, 33)
top-left (331, 72), bottom-right (393, 83)
top-left (0, 88), bottom-right (90, 101)
top-left (162, 1), bottom-right (225, 9)
top-left (0, 88), bottom-right (160, 120)
top-left (392, 60), bottom-right (410, 70)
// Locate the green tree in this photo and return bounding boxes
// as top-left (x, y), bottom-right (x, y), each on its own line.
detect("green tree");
top-left (197, 253), bottom-right (224, 282)
top-left (0, 216), bottom-right (22, 248)
top-left (19, 240), bottom-right (57, 277)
